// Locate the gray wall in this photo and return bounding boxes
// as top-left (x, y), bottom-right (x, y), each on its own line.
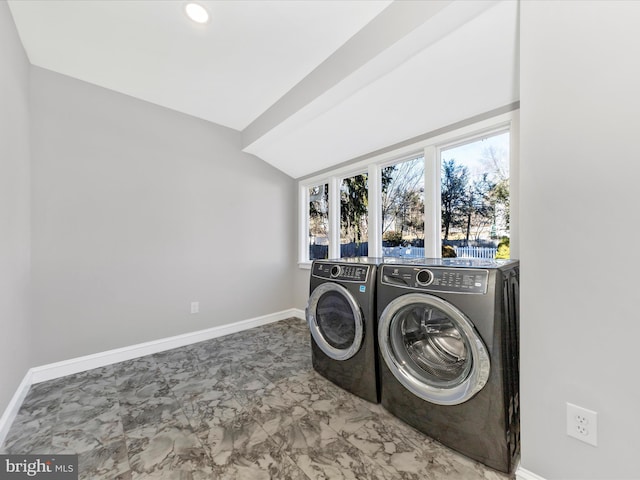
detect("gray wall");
top-left (0, 2), bottom-right (31, 413)
top-left (293, 191), bottom-right (310, 310)
top-left (29, 67), bottom-right (296, 366)
top-left (293, 266), bottom-right (310, 310)
top-left (520, 2), bottom-right (639, 478)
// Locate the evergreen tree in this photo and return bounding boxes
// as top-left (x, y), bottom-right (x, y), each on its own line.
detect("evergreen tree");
top-left (441, 159), bottom-right (468, 240)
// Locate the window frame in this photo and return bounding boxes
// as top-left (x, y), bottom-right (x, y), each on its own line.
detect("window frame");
top-left (298, 111), bottom-right (519, 267)
top-left (379, 152), bottom-right (427, 255)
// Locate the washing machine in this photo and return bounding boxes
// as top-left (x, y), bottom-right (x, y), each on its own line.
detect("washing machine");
top-left (306, 258), bottom-right (380, 403)
top-left (376, 258), bottom-right (520, 473)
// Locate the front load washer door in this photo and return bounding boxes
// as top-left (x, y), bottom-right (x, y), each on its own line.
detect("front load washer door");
top-left (306, 282), bottom-right (364, 361)
top-left (378, 293), bottom-right (490, 405)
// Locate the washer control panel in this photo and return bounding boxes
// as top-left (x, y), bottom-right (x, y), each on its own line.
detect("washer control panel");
top-left (381, 265), bottom-right (488, 294)
top-left (312, 262), bottom-right (370, 282)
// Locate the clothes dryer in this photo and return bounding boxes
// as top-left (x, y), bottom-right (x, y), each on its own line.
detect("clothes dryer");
top-left (376, 258), bottom-right (520, 473)
top-left (306, 258), bottom-right (380, 403)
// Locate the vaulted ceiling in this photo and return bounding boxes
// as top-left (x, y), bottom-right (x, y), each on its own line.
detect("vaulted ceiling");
top-left (8, 0), bottom-right (518, 178)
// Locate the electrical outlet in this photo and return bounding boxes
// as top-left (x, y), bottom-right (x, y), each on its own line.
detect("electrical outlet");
top-left (190, 301), bottom-right (199, 314)
top-left (566, 402), bottom-right (598, 446)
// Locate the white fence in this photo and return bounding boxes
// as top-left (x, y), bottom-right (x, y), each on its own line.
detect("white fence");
top-left (382, 245), bottom-right (497, 259)
top-left (454, 246), bottom-right (497, 259)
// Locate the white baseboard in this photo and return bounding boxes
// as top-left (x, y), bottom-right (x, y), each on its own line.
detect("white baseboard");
top-left (516, 466), bottom-right (547, 480)
top-left (0, 370), bottom-right (33, 452)
top-left (0, 308), bottom-right (305, 448)
top-left (30, 308), bottom-right (304, 384)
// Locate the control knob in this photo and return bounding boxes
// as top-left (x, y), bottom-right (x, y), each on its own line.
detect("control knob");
top-left (330, 265), bottom-right (342, 278)
top-left (416, 269), bottom-right (433, 286)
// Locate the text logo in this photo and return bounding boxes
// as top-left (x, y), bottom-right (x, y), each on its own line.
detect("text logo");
top-left (0, 455), bottom-right (78, 479)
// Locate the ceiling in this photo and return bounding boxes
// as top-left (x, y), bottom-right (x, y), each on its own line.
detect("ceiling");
top-left (8, 0), bottom-right (519, 179)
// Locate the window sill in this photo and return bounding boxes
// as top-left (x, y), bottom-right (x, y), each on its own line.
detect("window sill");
top-left (298, 262), bottom-right (312, 270)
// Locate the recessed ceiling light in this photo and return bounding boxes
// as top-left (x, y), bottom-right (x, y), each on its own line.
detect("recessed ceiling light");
top-left (185, 3), bottom-right (209, 24)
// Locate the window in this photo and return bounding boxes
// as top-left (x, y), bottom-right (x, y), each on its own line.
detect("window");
top-left (308, 183), bottom-right (329, 260)
top-left (298, 111), bottom-right (517, 265)
top-left (381, 156), bottom-right (425, 258)
top-left (340, 173), bottom-right (368, 258)
top-left (440, 131), bottom-right (510, 259)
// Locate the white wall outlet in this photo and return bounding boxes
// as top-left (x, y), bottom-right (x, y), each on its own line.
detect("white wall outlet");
top-left (566, 402), bottom-right (598, 446)
top-left (190, 301), bottom-right (199, 314)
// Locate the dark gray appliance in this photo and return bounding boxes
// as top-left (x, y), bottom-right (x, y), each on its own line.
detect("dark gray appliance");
top-left (306, 258), bottom-right (380, 403)
top-left (376, 258), bottom-right (520, 473)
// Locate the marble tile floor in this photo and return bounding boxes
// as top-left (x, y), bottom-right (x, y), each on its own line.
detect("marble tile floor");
top-left (1, 317), bottom-right (513, 480)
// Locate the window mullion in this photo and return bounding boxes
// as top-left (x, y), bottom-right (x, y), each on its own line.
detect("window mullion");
top-left (424, 145), bottom-right (440, 258)
top-left (328, 176), bottom-right (341, 259)
top-left (299, 184), bottom-right (309, 263)
top-left (367, 164), bottom-right (382, 258)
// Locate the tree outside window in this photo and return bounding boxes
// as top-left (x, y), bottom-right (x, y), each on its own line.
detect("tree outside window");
top-left (381, 156), bottom-right (425, 257)
top-left (340, 174), bottom-right (368, 258)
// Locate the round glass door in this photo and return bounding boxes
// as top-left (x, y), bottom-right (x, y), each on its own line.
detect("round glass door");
top-left (378, 293), bottom-right (490, 405)
top-left (306, 282), bottom-right (363, 361)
